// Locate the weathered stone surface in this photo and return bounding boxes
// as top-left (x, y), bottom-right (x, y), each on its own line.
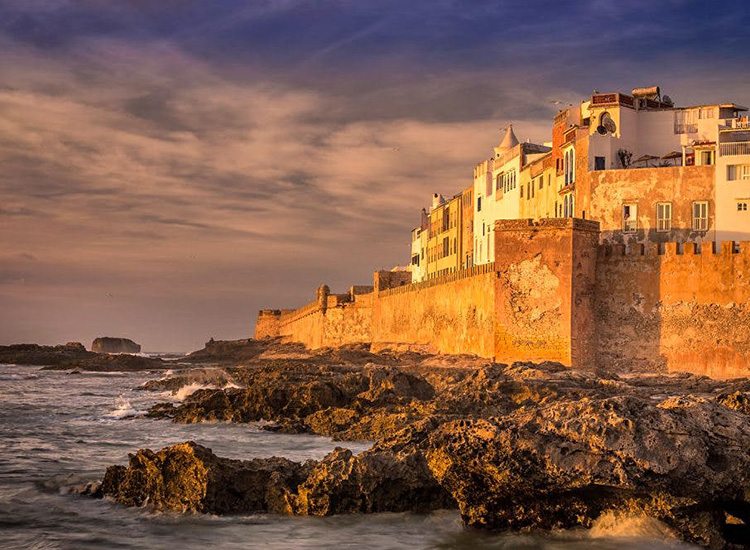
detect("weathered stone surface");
top-left (91, 337), bottom-right (141, 354)
top-left (100, 355), bottom-right (750, 548)
top-left (425, 395), bottom-right (750, 548)
top-left (98, 442), bottom-right (313, 514)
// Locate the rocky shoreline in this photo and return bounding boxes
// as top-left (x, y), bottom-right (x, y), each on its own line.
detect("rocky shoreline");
top-left (0, 342), bottom-right (170, 371)
top-left (87, 338), bottom-right (750, 549)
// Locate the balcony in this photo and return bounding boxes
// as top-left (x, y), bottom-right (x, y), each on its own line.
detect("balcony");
top-left (720, 141), bottom-right (750, 157)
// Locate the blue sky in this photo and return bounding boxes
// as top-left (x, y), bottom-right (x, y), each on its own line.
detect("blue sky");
top-left (1, 0), bottom-right (748, 350)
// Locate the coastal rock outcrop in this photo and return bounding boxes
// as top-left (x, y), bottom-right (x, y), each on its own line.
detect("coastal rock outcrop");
top-left (96, 343), bottom-right (750, 548)
top-left (0, 341), bottom-right (167, 371)
top-left (91, 337), bottom-right (141, 354)
top-left (0, 342), bottom-right (95, 366)
top-left (98, 441), bottom-right (313, 514)
top-left (97, 440), bottom-right (454, 517)
top-left (425, 395), bottom-right (750, 548)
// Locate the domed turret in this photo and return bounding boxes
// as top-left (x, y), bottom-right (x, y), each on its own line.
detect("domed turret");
top-left (494, 124), bottom-right (519, 158)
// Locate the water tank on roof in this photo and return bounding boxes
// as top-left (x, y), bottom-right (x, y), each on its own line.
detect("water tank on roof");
top-left (631, 86), bottom-right (661, 100)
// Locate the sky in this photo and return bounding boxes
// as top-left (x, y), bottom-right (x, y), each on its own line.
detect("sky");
top-left (1, 0), bottom-right (749, 352)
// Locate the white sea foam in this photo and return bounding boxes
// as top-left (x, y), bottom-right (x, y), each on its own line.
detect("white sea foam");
top-left (103, 395), bottom-right (139, 419)
top-left (588, 512), bottom-right (676, 540)
top-left (170, 380), bottom-right (241, 401)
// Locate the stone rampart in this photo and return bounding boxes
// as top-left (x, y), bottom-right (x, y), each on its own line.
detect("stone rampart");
top-left (596, 240), bottom-right (750, 377)
top-left (255, 221), bottom-right (750, 378)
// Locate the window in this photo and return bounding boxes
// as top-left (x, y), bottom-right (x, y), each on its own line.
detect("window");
top-left (443, 237), bottom-right (449, 258)
top-left (731, 165), bottom-right (750, 181)
top-left (531, 181), bottom-right (535, 198)
top-left (737, 202), bottom-right (748, 212)
top-left (701, 151), bottom-right (713, 166)
top-left (569, 195), bottom-right (574, 218)
top-left (563, 148), bottom-right (576, 186)
top-left (656, 202), bottom-right (672, 232)
top-left (623, 203), bottom-right (638, 233)
top-left (699, 107), bottom-right (715, 119)
top-left (692, 201), bottom-right (709, 231)
top-left (538, 177), bottom-right (543, 190)
top-left (595, 156), bottom-right (606, 171)
top-left (563, 196), bottom-right (569, 218)
top-left (520, 184), bottom-right (524, 198)
top-left (477, 196), bottom-right (482, 212)
top-left (548, 174), bottom-right (551, 187)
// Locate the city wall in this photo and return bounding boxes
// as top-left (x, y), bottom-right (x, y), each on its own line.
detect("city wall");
top-left (371, 265), bottom-right (498, 356)
top-left (597, 241), bottom-right (750, 377)
top-left (255, 219), bottom-right (750, 378)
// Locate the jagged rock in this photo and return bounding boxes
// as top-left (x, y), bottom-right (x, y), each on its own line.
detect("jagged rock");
top-left (293, 446), bottom-right (455, 515)
top-left (717, 391), bottom-right (750, 416)
top-left (424, 395), bottom-right (750, 549)
top-left (91, 337), bottom-right (141, 354)
top-left (98, 442), bottom-right (313, 514)
top-left (97, 355), bottom-right (750, 548)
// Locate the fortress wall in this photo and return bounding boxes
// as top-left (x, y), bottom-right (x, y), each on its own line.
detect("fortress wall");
top-left (493, 218), bottom-right (599, 367)
top-left (596, 241), bottom-right (750, 377)
top-left (257, 291), bottom-right (374, 350)
top-left (255, 309), bottom-right (282, 339)
top-left (322, 293), bottom-right (373, 347)
top-left (370, 270), bottom-right (497, 357)
top-left (256, 222), bottom-right (750, 379)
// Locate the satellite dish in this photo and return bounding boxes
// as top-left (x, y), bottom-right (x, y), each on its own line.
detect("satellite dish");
top-left (662, 95), bottom-right (674, 106)
top-left (601, 112), bottom-right (617, 134)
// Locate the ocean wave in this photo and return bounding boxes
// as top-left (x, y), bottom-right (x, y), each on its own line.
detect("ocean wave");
top-left (588, 512), bottom-right (676, 540)
top-left (0, 372), bottom-right (39, 380)
top-left (172, 381), bottom-right (241, 401)
top-left (102, 396), bottom-right (140, 419)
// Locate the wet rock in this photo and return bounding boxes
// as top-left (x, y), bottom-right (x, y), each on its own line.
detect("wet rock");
top-left (99, 352), bottom-right (750, 548)
top-left (98, 441), bottom-right (313, 514)
top-left (424, 395), bottom-right (750, 549)
top-left (293, 446), bottom-right (455, 515)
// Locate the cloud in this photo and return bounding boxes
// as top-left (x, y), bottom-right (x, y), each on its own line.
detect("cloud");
top-left (0, 0), bottom-right (748, 350)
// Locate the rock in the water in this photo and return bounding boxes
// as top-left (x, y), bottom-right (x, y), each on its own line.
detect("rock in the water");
top-left (98, 441), bottom-right (314, 514)
top-left (95, 354), bottom-right (750, 549)
top-left (96, 440), bottom-right (454, 517)
top-left (424, 395), bottom-right (750, 548)
top-left (0, 342), bottom-right (95, 366)
top-left (91, 337), bottom-right (141, 354)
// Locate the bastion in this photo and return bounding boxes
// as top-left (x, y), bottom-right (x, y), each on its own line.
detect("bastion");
top-left (255, 218), bottom-right (750, 377)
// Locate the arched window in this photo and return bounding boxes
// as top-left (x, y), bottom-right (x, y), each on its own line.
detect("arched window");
top-left (569, 195), bottom-right (575, 218)
top-left (564, 195), bottom-right (569, 218)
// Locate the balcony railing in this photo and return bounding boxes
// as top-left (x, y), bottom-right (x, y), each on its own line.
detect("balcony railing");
top-left (720, 141), bottom-right (750, 156)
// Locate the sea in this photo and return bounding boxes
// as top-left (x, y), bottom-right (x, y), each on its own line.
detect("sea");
top-left (0, 361), bottom-right (699, 550)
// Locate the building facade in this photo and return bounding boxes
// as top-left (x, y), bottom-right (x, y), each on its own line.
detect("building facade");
top-left (408, 85), bottom-right (749, 279)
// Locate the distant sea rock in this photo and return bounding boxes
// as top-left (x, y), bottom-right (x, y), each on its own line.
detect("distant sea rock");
top-left (91, 337), bottom-right (141, 354)
top-left (0, 342), bottom-right (95, 366)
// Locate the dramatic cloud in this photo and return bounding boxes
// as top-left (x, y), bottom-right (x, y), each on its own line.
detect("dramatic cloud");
top-left (0, 0), bottom-right (748, 350)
